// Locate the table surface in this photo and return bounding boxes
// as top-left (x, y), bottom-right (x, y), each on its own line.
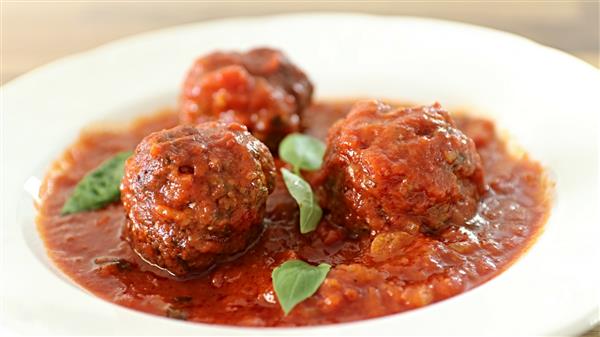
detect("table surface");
top-left (1, 2), bottom-right (598, 336)
top-left (2, 1), bottom-right (599, 84)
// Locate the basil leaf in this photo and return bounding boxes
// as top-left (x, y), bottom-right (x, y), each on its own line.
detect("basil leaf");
top-left (61, 151), bottom-right (132, 215)
top-left (281, 168), bottom-right (322, 234)
top-left (272, 259), bottom-right (331, 315)
top-left (279, 133), bottom-right (326, 174)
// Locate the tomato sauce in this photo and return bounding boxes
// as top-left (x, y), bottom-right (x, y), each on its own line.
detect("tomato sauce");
top-left (36, 101), bottom-right (552, 326)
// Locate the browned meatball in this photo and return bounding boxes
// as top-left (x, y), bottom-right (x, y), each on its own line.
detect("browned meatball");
top-left (120, 122), bottom-right (276, 276)
top-left (180, 48), bottom-right (313, 150)
top-left (316, 100), bottom-right (484, 234)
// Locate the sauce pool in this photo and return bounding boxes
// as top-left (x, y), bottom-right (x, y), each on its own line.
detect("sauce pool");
top-left (37, 101), bottom-right (552, 326)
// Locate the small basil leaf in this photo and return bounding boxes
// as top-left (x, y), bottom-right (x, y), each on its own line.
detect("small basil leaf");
top-left (61, 151), bottom-right (132, 215)
top-left (272, 259), bottom-right (331, 315)
top-left (279, 133), bottom-right (326, 173)
top-left (281, 168), bottom-right (322, 234)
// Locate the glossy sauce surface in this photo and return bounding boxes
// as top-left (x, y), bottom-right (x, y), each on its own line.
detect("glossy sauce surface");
top-left (37, 101), bottom-right (551, 326)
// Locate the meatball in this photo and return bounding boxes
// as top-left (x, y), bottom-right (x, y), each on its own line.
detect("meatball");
top-left (316, 100), bottom-right (484, 234)
top-left (180, 48), bottom-right (313, 150)
top-left (120, 122), bottom-right (276, 276)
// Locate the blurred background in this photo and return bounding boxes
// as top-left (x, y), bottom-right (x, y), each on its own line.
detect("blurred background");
top-left (1, 1), bottom-right (598, 85)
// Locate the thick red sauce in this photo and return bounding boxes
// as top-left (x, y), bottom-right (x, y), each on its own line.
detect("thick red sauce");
top-left (37, 101), bottom-right (552, 326)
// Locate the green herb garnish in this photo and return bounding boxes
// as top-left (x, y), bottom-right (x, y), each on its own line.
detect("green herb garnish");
top-left (278, 133), bottom-right (326, 175)
top-left (281, 168), bottom-right (322, 234)
top-left (61, 151), bottom-right (132, 215)
top-left (278, 133), bottom-right (326, 234)
top-left (272, 259), bottom-right (331, 315)
top-left (275, 135), bottom-right (330, 314)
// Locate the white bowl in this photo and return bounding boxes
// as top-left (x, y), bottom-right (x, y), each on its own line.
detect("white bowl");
top-left (2, 13), bottom-right (598, 336)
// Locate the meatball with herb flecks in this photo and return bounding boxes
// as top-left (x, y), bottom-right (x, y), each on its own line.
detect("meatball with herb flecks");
top-left (180, 48), bottom-right (313, 150)
top-left (316, 100), bottom-right (484, 235)
top-left (120, 122), bottom-right (276, 277)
